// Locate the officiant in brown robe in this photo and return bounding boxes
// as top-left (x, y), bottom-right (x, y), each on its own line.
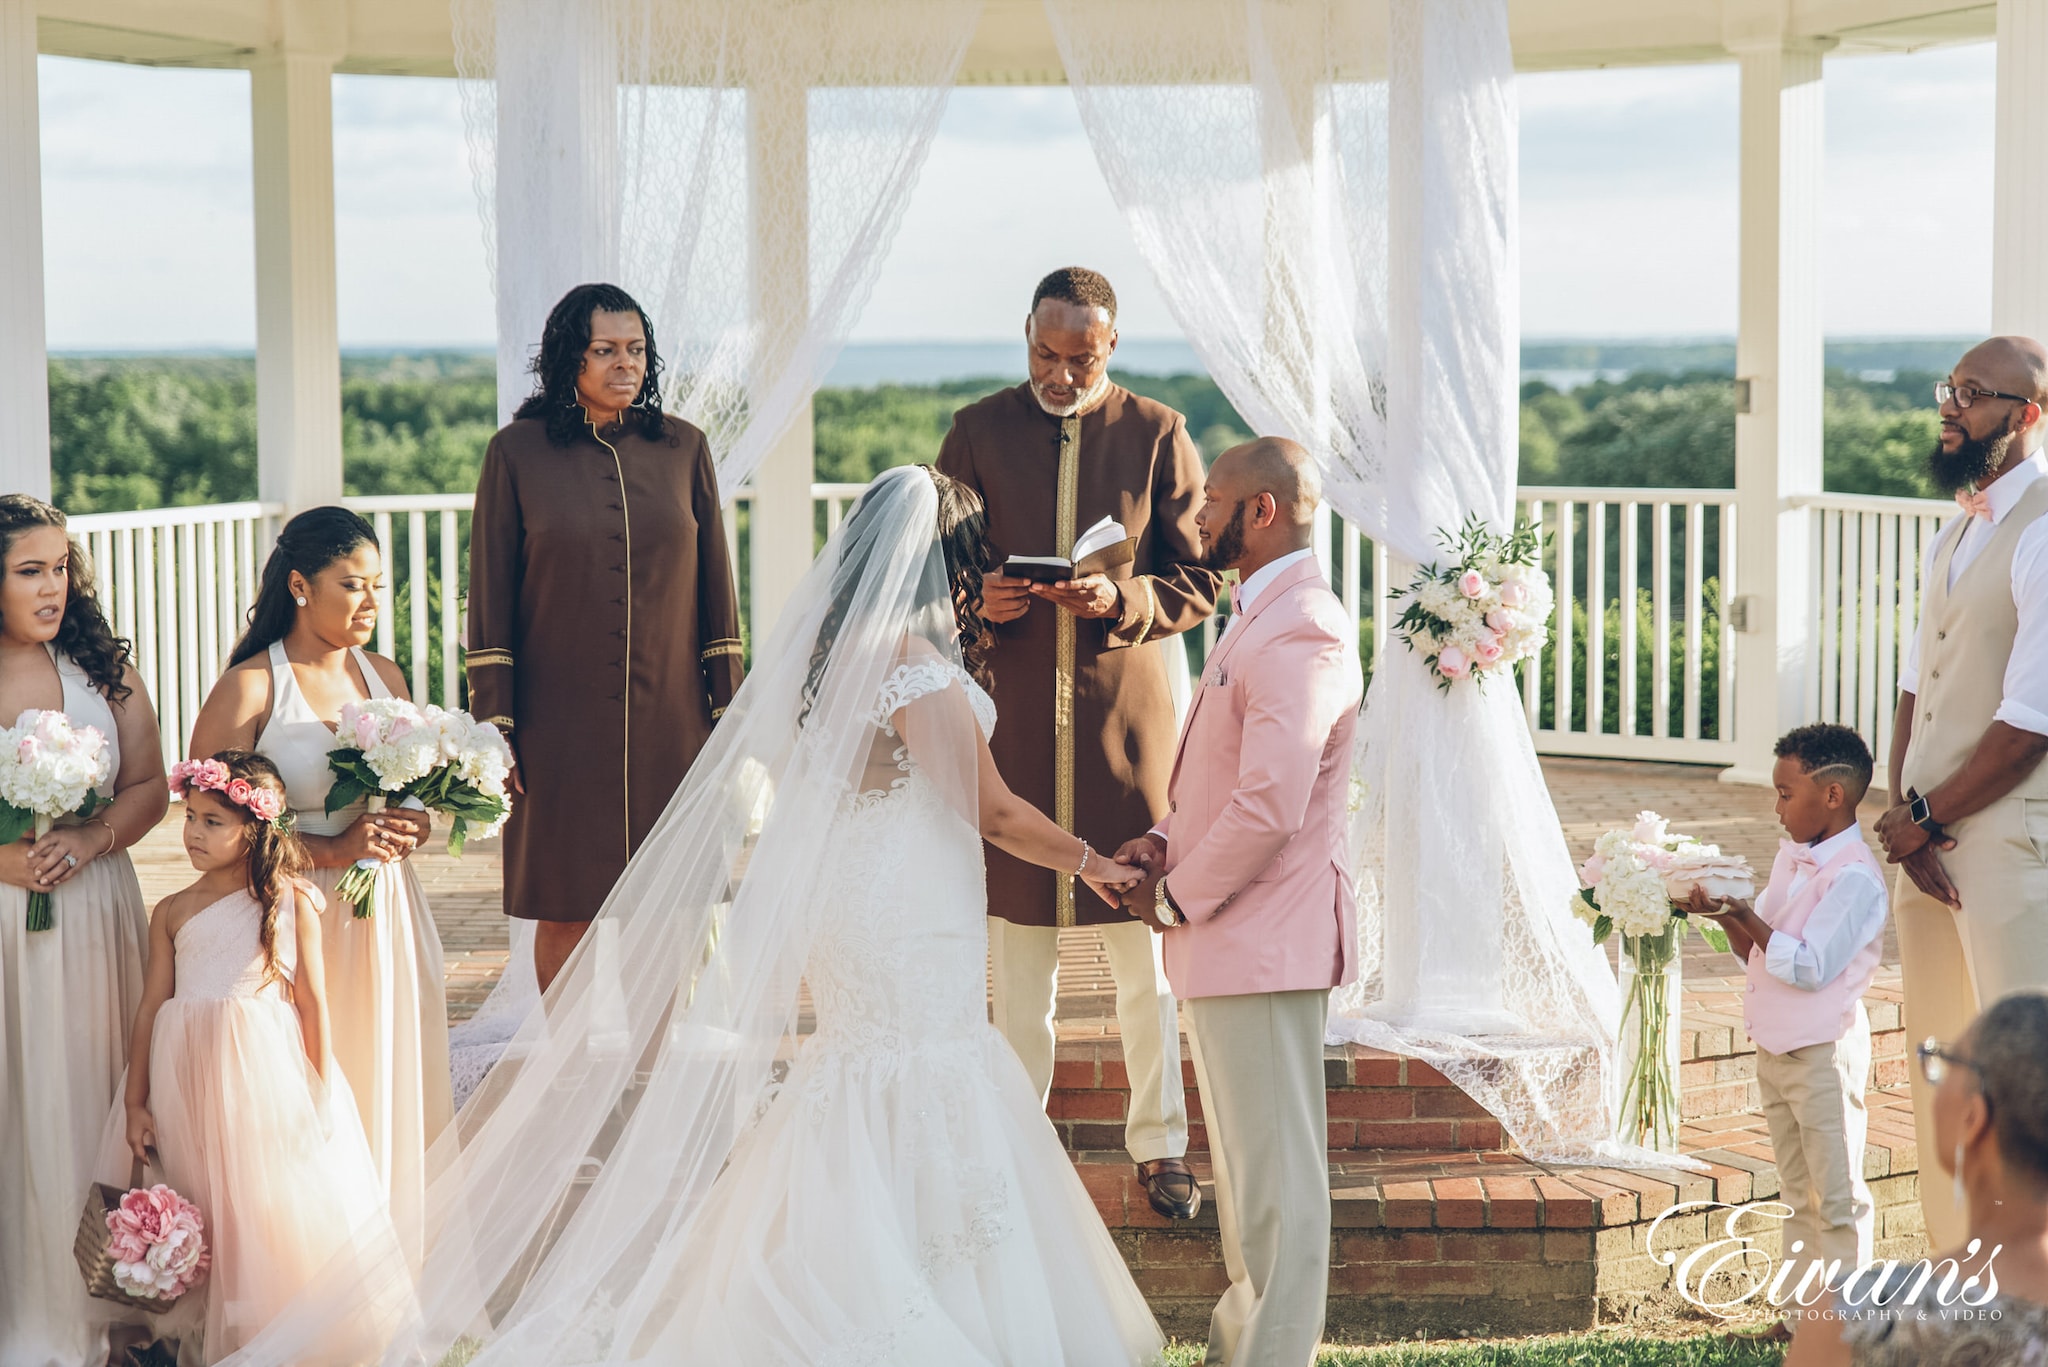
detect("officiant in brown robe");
top-left (938, 267), bottom-right (1221, 1221)
top-left (466, 283), bottom-right (744, 993)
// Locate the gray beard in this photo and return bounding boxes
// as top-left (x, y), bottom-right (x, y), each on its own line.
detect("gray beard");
top-left (1030, 373), bottom-right (1111, 418)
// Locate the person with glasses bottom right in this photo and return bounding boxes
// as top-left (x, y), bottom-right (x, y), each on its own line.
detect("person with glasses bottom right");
top-left (1874, 337), bottom-right (2048, 1251)
top-left (1785, 991), bottom-right (2048, 1366)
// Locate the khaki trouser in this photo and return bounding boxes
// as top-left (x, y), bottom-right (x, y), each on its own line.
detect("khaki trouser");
top-left (1894, 794), bottom-right (2048, 1249)
top-left (1756, 1002), bottom-right (1874, 1296)
top-left (1186, 988), bottom-right (1332, 1367)
top-left (987, 917), bottom-right (1188, 1163)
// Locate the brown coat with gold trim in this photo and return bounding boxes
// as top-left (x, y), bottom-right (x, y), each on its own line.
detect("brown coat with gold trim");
top-left (466, 413), bottom-right (743, 923)
top-left (938, 382), bottom-right (1221, 928)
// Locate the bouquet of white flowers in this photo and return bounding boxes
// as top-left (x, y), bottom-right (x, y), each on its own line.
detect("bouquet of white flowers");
top-left (1571, 810), bottom-right (1751, 1152)
top-left (0, 709), bottom-right (113, 931)
top-left (326, 699), bottom-right (513, 915)
top-left (1390, 513), bottom-right (1554, 690)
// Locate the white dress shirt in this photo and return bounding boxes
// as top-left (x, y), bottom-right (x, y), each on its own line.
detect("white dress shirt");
top-left (1898, 451), bottom-right (2048, 736)
top-left (1761, 823), bottom-right (1889, 992)
top-left (1229, 548), bottom-right (1318, 620)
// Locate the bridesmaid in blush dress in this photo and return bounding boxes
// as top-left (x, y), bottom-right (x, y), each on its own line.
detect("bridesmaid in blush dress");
top-left (186, 507), bottom-right (450, 1269)
top-left (0, 495), bottom-right (169, 1367)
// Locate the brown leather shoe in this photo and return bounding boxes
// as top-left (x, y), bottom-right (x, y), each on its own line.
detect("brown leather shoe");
top-left (1137, 1157), bottom-right (1202, 1220)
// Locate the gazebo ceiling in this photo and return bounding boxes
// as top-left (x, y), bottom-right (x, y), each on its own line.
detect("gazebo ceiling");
top-left (36, 0), bottom-right (1997, 80)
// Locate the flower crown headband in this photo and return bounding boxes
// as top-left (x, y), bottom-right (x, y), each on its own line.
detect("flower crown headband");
top-left (168, 759), bottom-right (291, 830)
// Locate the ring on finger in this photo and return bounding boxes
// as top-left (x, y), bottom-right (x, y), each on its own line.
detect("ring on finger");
top-left (63, 852), bottom-right (77, 868)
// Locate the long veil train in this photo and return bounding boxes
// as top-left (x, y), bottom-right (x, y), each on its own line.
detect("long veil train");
top-left (219, 467), bottom-right (1159, 1365)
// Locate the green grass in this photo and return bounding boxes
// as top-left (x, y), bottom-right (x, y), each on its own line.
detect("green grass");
top-left (1160, 1334), bottom-right (1783, 1366)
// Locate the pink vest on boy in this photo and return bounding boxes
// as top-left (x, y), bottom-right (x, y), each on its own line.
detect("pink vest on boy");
top-left (1744, 836), bottom-right (1887, 1055)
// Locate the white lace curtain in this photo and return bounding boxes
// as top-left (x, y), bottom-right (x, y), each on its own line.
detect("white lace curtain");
top-left (1048, 0), bottom-right (1659, 1165)
top-left (451, 0), bottom-right (982, 491)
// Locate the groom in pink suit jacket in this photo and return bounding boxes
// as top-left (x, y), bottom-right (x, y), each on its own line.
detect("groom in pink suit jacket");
top-left (1114, 437), bottom-right (1363, 1367)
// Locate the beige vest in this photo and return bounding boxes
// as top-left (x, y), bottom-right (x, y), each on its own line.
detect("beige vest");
top-left (1902, 476), bottom-right (2048, 801)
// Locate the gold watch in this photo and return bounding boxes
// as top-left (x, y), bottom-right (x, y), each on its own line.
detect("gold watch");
top-left (1153, 877), bottom-right (1183, 928)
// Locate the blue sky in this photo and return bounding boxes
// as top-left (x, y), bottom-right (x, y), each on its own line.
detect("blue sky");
top-left (34, 41), bottom-right (1994, 350)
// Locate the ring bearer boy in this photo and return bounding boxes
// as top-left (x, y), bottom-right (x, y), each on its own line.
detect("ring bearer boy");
top-left (1688, 724), bottom-right (1887, 1332)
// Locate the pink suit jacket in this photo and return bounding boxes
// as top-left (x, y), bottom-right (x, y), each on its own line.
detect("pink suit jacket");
top-left (1156, 556), bottom-right (1364, 1000)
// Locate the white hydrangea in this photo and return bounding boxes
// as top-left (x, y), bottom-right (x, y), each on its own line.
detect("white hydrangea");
top-left (0, 709), bottom-right (111, 818)
top-left (1593, 848), bottom-right (1674, 938)
top-left (1414, 578), bottom-right (1460, 621)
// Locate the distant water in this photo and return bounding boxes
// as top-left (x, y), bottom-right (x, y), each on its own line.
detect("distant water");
top-left (826, 338), bottom-right (1207, 386)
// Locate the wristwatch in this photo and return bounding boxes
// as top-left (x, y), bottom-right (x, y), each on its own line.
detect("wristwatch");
top-left (1153, 877), bottom-right (1185, 928)
top-left (1908, 790), bottom-right (1944, 836)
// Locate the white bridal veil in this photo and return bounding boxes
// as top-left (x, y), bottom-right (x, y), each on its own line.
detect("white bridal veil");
top-left (219, 469), bottom-right (992, 1364)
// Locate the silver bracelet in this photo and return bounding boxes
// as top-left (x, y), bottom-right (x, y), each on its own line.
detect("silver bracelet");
top-left (1075, 839), bottom-right (1093, 878)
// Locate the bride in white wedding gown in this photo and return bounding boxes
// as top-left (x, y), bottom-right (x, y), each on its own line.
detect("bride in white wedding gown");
top-left (218, 464), bottom-right (1165, 1367)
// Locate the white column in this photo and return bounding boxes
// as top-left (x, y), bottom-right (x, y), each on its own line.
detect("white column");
top-left (1725, 39), bottom-right (1827, 784)
top-left (747, 80), bottom-right (814, 641)
top-left (0, 0), bottom-right (49, 500)
top-left (251, 48), bottom-right (343, 511)
top-left (1994, 0), bottom-right (2048, 337)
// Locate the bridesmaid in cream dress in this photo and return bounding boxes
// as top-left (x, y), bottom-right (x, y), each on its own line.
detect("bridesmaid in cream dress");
top-left (0, 496), bottom-right (169, 1367)
top-left (187, 507), bottom-right (451, 1266)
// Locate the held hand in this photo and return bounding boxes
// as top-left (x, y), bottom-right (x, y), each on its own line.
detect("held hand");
top-left (1118, 865), bottom-right (1167, 928)
top-left (0, 836), bottom-right (51, 893)
top-left (1031, 574), bottom-right (1121, 619)
top-left (335, 813), bottom-right (413, 865)
top-left (505, 734), bottom-right (526, 797)
top-left (27, 824), bottom-right (102, 888)
top-left (980, 573), bottom-right (1034, 625)
top-left (1114, 833), bottom-right (1167, 873)
top-left (1875, 800), bottom-right (1952, 862)
top-left (1083, 857), bottom-right (1146, 896)
top-left (125, 1105), bottom-right (156, 1164)
top-left (1901, 844), bottom-right (1962, 909)
top-left (378, 807), bottom-right (433, 845)
top-left (1681, 884), bottom-right (1724, 918)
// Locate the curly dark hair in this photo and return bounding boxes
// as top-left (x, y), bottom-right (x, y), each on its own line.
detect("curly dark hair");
top-left (513, 282), bottom-right (673, 447)
top-left (186, 750), bottom-right (307, 988)
top-left (229, 506), bottom-right (381, 667)
top-left (1774, 722), bottom-right (1874, 804)
top-left (801, 466), bottom-right (994, 728)
top-left (0, 495), bottom-right (133, 703)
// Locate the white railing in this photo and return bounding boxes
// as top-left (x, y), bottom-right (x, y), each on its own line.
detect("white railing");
top-left (1796, 491), bottom-right (1952, 766)
top-left (68, 481), bottom-right (1932, 770)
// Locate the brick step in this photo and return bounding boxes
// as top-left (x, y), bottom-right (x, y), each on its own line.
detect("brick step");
top-left (1050, 986), bottom-right (1911, 1157)
top-left (1075, 1087), bottom-right (1927, 1342)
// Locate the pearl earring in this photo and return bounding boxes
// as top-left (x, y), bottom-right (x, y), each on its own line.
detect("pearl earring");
top-left (1954, 1141), bottom-right (1967, 1211)
top-left (295, 596), bottom-right (308, 607)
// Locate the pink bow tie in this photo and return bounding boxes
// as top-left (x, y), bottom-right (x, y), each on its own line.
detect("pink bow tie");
top-left (1780, 839), bottom-right (1820, 876)
top-left (1956, 487), bottom-right (1995, 523)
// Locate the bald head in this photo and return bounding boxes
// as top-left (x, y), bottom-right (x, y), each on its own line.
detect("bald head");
top-left (1958, 336), bottom-right (2048, 405)
top-left (1210, 437), bottom-right (1321, 527)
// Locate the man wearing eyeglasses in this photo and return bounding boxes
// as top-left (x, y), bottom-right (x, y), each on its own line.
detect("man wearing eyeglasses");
top-left (1875, 335), bottom-right (2048, 1249)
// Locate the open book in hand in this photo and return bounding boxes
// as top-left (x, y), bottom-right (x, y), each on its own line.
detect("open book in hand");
top-left (1002, 515), bottom-right (1138, 584)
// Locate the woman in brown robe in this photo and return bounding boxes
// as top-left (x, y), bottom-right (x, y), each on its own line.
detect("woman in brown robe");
top-left (467, 283), bottom-right (743, 990)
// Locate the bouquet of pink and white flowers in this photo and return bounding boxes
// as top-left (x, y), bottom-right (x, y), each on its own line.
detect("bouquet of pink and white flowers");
top-left (326, 699), bottom-right (514, 914)
top-left (1390, 513), bottom-right (1553, 689)
top-left (1572, 811), bottom-right (1750, 1151)
top-left (0, 709), bottom-right (113, 931)
top-left (104, 1183), bottom-right (210, 1305)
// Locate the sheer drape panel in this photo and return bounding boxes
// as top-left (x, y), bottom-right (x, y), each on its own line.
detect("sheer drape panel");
top-left (1051, 0), bottom-right (1659, 1165)
top-left (452, 0), bottom-right (982, 489)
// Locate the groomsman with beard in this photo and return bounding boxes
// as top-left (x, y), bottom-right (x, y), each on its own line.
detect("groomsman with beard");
top-left (1877, 335), bottom-right (2048, 1249)
top-left (1117, 437), bottom-right (1361, 1367)
top-left (938, 266), bottom-right (1221, 1223)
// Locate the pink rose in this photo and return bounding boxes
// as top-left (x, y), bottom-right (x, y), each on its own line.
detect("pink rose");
top-left (353, 713), bottom-right (379, 749)
top-left (197, 760), bottom-right (229, 789)
top-left (1499, 579), bottom-right (1528, 608)
top-left (1437, 645), bottom-right (1470, 680)
top-left (1472, 632), bottom-right (1504, 665)
top-left (1485, 608), bottom-right (1516, 634)
top-left (1456, 569), bottom-right (1486, 599)
top-left (386, 716), bottom-right (413, 741)
top-left (225, 778), bottom-right (254, 807)
top-left (247, 790), bottom-right (284, 822)
top-left (1578, 853), bottom-right (1607, 887)
top-left (15, 735), bottom-right (38, 764)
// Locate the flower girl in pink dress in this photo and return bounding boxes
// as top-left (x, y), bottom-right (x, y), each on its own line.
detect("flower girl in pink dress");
top-left (97, 752), bottom-right (403, 1365)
